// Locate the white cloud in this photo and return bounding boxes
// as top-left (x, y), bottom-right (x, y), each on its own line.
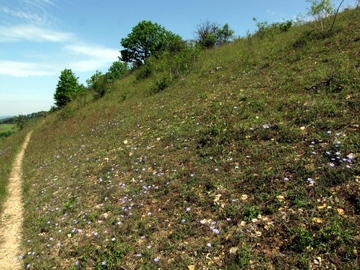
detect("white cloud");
top-left (0, 60), bottom-right (58, 76)
top-left (0, 24), bottom-right (75, 42)
top-left (0, 43), bottom-right (120, 76)
top-left (65, 44), bottom-right (120, 72)
top-left (65, 44), bottom-right (119, 60)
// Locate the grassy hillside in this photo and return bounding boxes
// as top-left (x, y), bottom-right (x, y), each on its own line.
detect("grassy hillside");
top-left (13, 7), bottom-right (360, 269)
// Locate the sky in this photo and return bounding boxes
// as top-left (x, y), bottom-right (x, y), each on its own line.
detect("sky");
top-left (0, 0), bottom-right (355, 116)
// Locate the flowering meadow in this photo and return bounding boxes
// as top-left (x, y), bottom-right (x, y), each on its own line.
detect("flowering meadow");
top-left (9, 7), bottom-right (360, 269)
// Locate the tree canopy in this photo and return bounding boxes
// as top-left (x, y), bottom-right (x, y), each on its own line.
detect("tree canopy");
top-left (120, 20), bottom-right (182, 66)
top-left (107, 61), bottom-right (129, 82)
top-left (53, 69), bottom-right (79, 108)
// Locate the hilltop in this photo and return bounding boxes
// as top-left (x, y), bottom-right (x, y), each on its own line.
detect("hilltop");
top-left (1, 6), bottom-right (359, 269)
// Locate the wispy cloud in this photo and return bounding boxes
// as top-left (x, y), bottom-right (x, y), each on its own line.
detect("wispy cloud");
top-left (65, 44), bottom-right (120, 60)
top-left (0, 0), bottom-right (58, 25)
top-left (65, 44), bottom-right (120, 72)
top-left (0, 24), bottom-right (75, 42)
top-left (0, 44), bottom-right (120, 76)
top-left (0, 60), bottom-right (58, 76)
top-left (0, 1), bottom-right (119, 77)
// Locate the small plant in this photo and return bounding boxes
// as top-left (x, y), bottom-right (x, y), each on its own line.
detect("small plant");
top-left (149, 77), bottom-right (169, 95)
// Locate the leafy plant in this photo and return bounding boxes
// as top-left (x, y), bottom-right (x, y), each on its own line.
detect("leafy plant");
top-left (120, 20), bottom-right (182, 66)
top-left (86, 70), bottom-right (103, 88)
top-left (106, 61), bottom-right (129, 82)
top-left (14, 114), bottom-right (27, 130)
top-left (53, 69), bottom-right (81, 108)
top-left (193, 20), bottom-right (235, 48)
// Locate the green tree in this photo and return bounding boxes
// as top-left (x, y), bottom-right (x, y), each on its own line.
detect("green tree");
top-left (14, 114), bottom-right (26, 130)
top-left (106, 61), bottom-right (129, 82)
top-left (306, 0), bottom-right (345, 32)
top-left (193, 20), bottom-right (234, 48)
top-left (120, 20), bottom-right (182, 66)
top-left (86, 70), bottom-right (103, 88)
top-left (54, 69), bottom-right (80, 108)
top-left (306, 0), bottom-right (334, 30)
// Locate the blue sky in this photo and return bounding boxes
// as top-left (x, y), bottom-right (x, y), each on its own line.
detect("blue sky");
top-left (0, 0), bottom-right (355, 116)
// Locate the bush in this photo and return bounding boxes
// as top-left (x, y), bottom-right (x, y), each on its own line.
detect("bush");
top-left (253, 18), bottom-right (293, 39)
top-left (149, 77), bottom-right (169, 95)
top-left (193, 20), bottom-right (234, 48)
top-left (14, 115), bottom-right (26, 130)
top-left (93, 74), bottom-right (109, 100)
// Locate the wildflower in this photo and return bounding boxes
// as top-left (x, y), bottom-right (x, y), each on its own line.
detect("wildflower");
top-left (186, 208), bottom-right (191, 212)
top-left (182, 219), bottom-right (186, 222)
top-left (200, 220), bottom-right (205, 224)
top-left (102, 261), bottom-right (106, 265)
top-left (147, 245), bottom-right (152, 249)
top-left (227, 218), bottom-right (231, 221)
top-left (207, 243), bottom-right (212, 247)
top-left (330, 163), bottom-right (335, 167)
top-left (148, 212), bottom-right (152, 216)
top-left (284, 177), bottom-right (289, 181)
top-left (213, 229), bottom-right (220, 234)
top-left (154, 258), bottom-right (159, 262)
top-left (137, 254), bottom-right (142, 257)
top-left (75, 261), bottom-right (79, 265)
top-left (112, 238), bottom-right (115, 241)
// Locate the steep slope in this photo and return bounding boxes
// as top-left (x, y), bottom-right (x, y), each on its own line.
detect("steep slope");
top-left (19, 8), bottom-right (360, 269)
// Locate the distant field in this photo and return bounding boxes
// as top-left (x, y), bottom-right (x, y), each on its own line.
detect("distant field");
top-left (0, 124), bottom-right (16, 133)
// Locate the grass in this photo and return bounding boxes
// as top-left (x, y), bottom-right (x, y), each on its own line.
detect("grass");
top-left (2, 7), bottom-right (360, 269)
top-left (0, 123), bottom-right (17, 133)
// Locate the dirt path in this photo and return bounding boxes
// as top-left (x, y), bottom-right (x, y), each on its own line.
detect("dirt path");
top-left (0, 131), bottom-right (33, 270)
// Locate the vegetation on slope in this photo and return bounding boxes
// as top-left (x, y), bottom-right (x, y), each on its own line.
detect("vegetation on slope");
top-left (8, 6), bottom-right (360, 269)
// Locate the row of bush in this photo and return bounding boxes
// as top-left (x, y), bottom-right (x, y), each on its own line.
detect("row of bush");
top-left (52, 0), bottom-right (351, 112)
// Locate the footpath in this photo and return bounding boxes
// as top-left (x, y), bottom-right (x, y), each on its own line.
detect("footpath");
top-left (0, 131), bottom-right (33, 270)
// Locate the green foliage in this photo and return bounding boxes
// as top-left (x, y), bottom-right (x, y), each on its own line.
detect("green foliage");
top-left (120, 20), bottom-right (182, 66)
top-left (14, 114), bottom-right (27, 130)
top-left (137, 41), bottom-right (201, 82)
top-left (149, 77), bottom-right (169, 95)
top-left (49, 106), bottom-right (59, 113)
top-left (305, 0), bottom-right (345, 32)
top-left (86, 70), bottom-right (103, 88)
top-left (253, 18), bottom-right (293, 38)
top-left (92, 74), bottom-right (109, 100)
top-left (193, 20), bottom-right (235, 48)
top-left (54, 69), bottom-right (80, 108)
top-left (306, 0), bottom-right (334, 23)
top-left (106, 61), bottom-right (129, 82)
top-left (0, 131), bottom-right (15, 138)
